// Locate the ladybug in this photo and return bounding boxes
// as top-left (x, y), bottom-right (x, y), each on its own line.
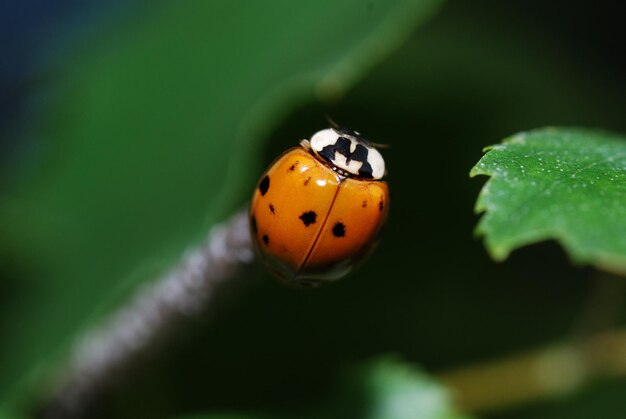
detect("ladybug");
top-left (250, 125), bottom-right (389, 287)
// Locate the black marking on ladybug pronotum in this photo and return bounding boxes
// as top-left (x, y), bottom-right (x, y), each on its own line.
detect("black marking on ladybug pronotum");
top-left (262, 234), bottom-right (269, 245)
top-left (251, 216), bottom-right (257, 233)
top-left (378, 198), bottom-right (384, 212)
top-left (299, 211), bottom-right (317, 226)
top-left (318, 137), bottom-right (373, 178)
top-left (332, 222), bottom-right (346, 237)
top-left (362, 200), bottom-right (367, 208)
top-left (269, 204), bottom-right (275, 214)
top-left (259, 175), bottom-right (270, 196)
top-left (288, 161), bottom-right (299, 172)
top-left (304, 177), bottom-right (311, 186)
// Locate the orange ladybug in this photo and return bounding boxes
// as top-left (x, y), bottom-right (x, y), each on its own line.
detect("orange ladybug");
top-left (250, 126), bottom-right (389, 287)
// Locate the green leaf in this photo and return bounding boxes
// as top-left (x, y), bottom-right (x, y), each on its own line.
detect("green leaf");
top-left (0, 0), bottom-right (443, 413)
top-left (471, 128), bottom-right (626, 275)
top-left (347, 357), bottom-right (470, 419)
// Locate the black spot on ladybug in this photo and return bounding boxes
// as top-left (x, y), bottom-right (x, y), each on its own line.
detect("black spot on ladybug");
top-left (379, 198), bottom-right (384, 212)
top-left (259, 175), bottom-right (270, 196)
top-left (262, 234), bottom-right (269, 245)
top-left (299, 211), bottom-right (317, 226)
top-left (304, 177), bottom-right (311, 186)
top-left (332, 222), bottom-right (346, 237)
top-left (362, 200), bottom-right (367, 208)
top-left (288, 161), bottom-right (299, 172)
top-left (250, 216), bottom-right (257, 233)
top-left (269, 204), bottom-right (275, 214)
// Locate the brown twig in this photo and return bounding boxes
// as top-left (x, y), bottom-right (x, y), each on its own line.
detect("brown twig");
top-left (39, 210), bottom-right (254, 418)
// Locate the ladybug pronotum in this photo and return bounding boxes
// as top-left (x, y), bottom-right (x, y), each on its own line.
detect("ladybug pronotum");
top-left (250, 126), bottom-right (389, 287)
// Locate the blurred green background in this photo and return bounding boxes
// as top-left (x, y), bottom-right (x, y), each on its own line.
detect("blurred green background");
top-left (2, 0), bottom-right (626, 418)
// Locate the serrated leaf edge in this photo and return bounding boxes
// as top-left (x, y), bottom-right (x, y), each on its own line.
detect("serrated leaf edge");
top-left (470, 128), bottom-right (626, 276)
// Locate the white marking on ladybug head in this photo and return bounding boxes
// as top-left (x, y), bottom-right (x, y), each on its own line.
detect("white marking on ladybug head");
top-left (309, 128), bottom-right (385, 180)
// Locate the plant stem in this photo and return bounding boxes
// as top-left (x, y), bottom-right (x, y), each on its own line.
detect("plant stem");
top-left (439, 327), bottom-right (626, 413)
top-left (39, 210), bottom-right (254, 419)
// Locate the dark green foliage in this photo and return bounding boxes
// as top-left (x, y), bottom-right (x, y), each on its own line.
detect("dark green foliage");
top-left (2, 0), bottom-right (626, 418)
